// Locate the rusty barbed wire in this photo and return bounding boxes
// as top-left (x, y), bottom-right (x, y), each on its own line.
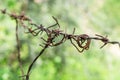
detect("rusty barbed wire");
top-left (0, 9), bottom-right (120, 80)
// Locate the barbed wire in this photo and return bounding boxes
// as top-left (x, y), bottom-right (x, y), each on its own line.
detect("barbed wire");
top-left (0, 9), bottom-right (120, 80)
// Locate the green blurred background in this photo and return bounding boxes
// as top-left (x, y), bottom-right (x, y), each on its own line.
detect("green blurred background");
top-left (0, 0), bottom-right (120, 80)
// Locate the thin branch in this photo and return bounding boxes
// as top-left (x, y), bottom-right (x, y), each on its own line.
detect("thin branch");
top-left (15, 19), bottom-right (25, 80)
top-left (25, 44), bottom-right (49, 80)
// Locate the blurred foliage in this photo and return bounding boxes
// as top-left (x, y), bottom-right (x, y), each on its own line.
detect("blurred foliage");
top-left (0, 0), bottom-right (120, 80)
